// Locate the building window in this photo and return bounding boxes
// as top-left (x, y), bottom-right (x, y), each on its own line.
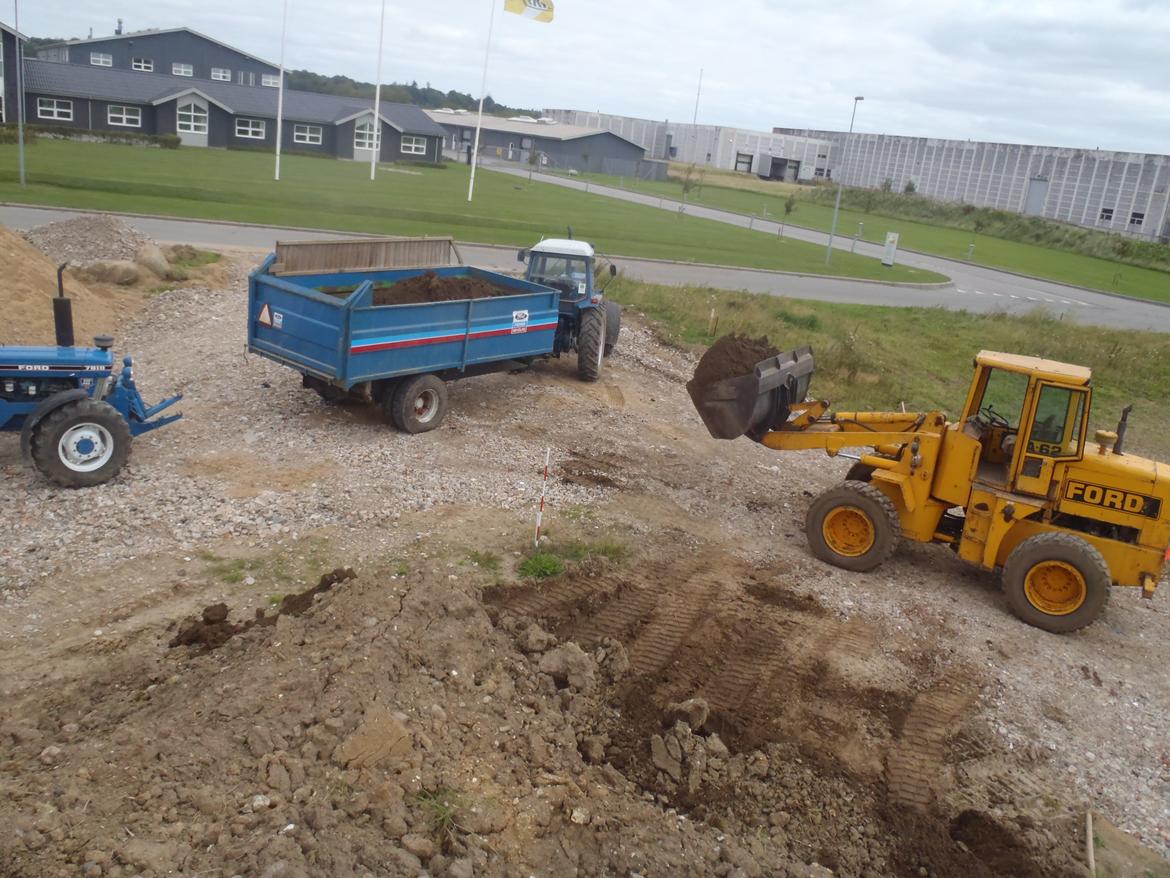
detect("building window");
top-left (735, 152), bottom-right (754, 173)
top-left (1130, 212), bottom-right (1145, 227)
top-left (401, 135), bottom-right (427, 156)
top-left (177, 101), bottom-right (208, 134)
top-left (261, 74), bottom-right (280, 88)
top-left (211, 67), bottom-right (231, 81)
top-left (354, 119), bottom-right (380, 151)
top-left (1099, 207), bottom-right (1114, 222)
top-left (293, 124), bottom-right (322, 145)
top-left (173, 63), bottom-right (194, 77)
top-left (132, 57), bottom-right (153, 72)
top-left (238, 71), bottom-right (255, 86)
top-left (37, 97), bottom-right (73, 121)
top-left (107, 105), bottom-right (141, 128)
top-left (814, 168), bottom-right (826, 178)
top-left (235, 118), bottom-right (266, 139)
top-left (90, 52), bottom-right (113, 67)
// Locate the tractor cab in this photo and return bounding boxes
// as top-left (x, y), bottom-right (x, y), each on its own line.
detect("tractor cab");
top-left (960, 352), bottom-right (1092, 496)
top-left (519, 238), bottom-right (603, 309)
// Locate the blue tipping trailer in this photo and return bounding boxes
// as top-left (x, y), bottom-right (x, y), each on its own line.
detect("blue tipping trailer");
top-left (247, 257), bottom-right (562, 432)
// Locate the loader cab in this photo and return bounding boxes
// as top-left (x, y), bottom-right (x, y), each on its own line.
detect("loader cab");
top-left (961, 352), bottom-right (1091, 496)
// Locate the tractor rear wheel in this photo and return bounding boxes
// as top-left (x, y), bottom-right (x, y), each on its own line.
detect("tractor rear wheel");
top-left (386, 373), bottom-right (448, 434)
top-left (577, 307), bottom-right (606, 382)
top-left (1002, 533), bottom-right (1110, 633)
top-left (603, 301), bottom-right (622, 358)
top-left (31, 399), bottom-right (132, 488)
top-left (805, 480), bottom-right (900, 572)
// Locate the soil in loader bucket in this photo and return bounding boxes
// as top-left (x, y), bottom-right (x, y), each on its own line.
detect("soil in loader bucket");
top-left (687, 333), bottom-right (815, 441)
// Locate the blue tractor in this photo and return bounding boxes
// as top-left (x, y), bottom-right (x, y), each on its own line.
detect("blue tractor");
top-left (0, 266), bottom-right (182, 488)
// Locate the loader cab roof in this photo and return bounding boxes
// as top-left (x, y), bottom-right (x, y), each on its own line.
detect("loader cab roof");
top-left (976, 351), bottom-right (1091, 385)
top-left (530, 239), bottom-right (594, 259)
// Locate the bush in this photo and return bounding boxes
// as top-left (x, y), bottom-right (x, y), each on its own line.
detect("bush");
top-left (0, 126), bottom-right (37, 144)
top-left (1, 124), bottom-right (180, 149)
top-left (518, 552), bottom-right (564, 579)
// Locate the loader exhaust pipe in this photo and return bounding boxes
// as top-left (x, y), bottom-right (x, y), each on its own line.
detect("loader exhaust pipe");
top-left (53, 262), bottom-right (75, 348)
top-left (687, 345), bottom-right (815, 440)
top-left (1113, 404), bottom-right (1133, 456)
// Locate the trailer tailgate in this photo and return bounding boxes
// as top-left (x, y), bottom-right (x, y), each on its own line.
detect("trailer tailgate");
top-left (248, 258), bottom-right (347, 380)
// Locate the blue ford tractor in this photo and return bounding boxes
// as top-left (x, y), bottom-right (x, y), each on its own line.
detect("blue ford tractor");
top-left (0, 266), bottom-right (182, 488)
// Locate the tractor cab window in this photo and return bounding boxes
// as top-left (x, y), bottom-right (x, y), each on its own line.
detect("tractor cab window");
top-left (528, 255), bottom-right (590, 297)
top-left (1026, 385), bottom-right (1086, 458)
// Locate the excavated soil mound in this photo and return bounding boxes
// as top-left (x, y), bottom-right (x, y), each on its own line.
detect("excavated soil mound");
top-left (370, 272), bottom-right (516, 306)
top-left (0, 225), bottom-right (133, 346)
top-left (690, 333), bottom-right (780, 387)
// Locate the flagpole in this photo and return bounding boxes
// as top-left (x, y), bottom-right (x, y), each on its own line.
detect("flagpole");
top-left (273, 0), bottom-right (289, 181)
top-left (467, 0), bottom-right (498, 203)
top-left (14, 0), bottom-right (26, 187)
top-left (370, 0), bottom-right (387, 182)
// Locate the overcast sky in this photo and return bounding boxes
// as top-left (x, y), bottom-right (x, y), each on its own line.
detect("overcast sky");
top-left (15, 0), bottom-right (1170, 153)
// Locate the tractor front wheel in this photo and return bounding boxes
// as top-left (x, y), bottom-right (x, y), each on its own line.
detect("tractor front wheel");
top-left (577, 307), bottom-right (606, 382)
top-left (1002, 533), bottom-right (1110, 633)
top-left (805, 480), bottom-right (900, 572)
top-left (31, 399), bottom-right (132, 488)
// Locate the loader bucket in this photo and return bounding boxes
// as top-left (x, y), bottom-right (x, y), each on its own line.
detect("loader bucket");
top-left (687, 345), bottom-right (815, 440)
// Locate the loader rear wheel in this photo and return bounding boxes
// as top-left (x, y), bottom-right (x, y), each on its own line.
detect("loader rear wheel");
top-left (805, 480), bottom-right (900, 572)
top-left (31, 399), bottom-right (131, 488)
top-left (577, 307), bottom-right (606, 382)
top-left (1002, 533), bottom-right (1110, 633)
top-left (387, 373), bottom-right (448, 434)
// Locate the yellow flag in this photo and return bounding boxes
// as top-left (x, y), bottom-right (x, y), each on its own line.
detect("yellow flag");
top-left (504, 0), bottom-right (554, 22)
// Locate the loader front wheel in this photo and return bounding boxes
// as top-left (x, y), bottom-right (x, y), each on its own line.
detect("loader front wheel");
top-left (805, 480), bottom-right (900, 572)
top-left (1002, 533), bottom-right (1110, 633)
top-left (31, 399), bottom-right (132, 488)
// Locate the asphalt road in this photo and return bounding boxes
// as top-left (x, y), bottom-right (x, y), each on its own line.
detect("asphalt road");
top-left (2, 200), bottom-right (1167, 333)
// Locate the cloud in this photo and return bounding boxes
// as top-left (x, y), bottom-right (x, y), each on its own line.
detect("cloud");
top-left (17, 0), bottom-right (1170, 153)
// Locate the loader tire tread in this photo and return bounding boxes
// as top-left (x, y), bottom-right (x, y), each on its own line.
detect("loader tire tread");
top-left (805, 480), bottom-right (900, 573)
top-left (1001, 532), bottom-right (1110, 633)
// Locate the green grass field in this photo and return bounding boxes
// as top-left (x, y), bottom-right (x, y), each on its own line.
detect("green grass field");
top-left (565, 170), bottom-right (1170, 303)
top-left (609, 277), bottom-right (1170, 460)
top-left (0, 140), bottom-right (946, 284)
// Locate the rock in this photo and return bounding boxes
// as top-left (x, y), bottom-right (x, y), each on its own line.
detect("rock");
top-left (598, 638), bottom-right (630, 681)
top-left (202, 603), bottom-right (229, 624)
top-left (333, 706), bottom-right (412, 769)
top-left (706, 734), bottom-right (730, 759)
top-left (401, 833), bottom-right (435, 859)
top-left (538, 643), bottom-right (597, 692)
top-left (570, 807), bottom-right (591, 825)
top-left (666, 698), bottom-right (710, 730)
top-left (518, 622), bottom-right (555, 653)
top-left (650, 734), bottom-right (682, 781)
top-left (267, 760), bottom-right (291, 793)
top-left (248, 793), bottom-right (272, 812)
top-left (136, 244), bottom-right (170, 278)
top-left (246, 726), bottom-right (273, 757)
top-left (117, 838), bottom-right (181, 873)
top-left (579, 734), bottom-right (608, 765)
top-left (259, 861), bottom-right (309, 878)
top-left (38, 745), bottom-right (64, 765)
top-left (84, 260), bottom-right (139, 286)
top-left (448, 857), bottom-right (474, 878)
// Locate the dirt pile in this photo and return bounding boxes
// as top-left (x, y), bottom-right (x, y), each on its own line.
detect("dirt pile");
top-left (370, 271), bottom-right (518, 306)
top-left (0, 225), bottom-right (134, 346)
top-left (690, 333), bottom-right (780, 388)
top-left (22, 215), bottom-right (152, 264)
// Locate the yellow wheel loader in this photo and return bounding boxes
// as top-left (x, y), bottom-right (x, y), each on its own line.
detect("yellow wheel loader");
top-left (688, 347), bottom-right (1170, 633)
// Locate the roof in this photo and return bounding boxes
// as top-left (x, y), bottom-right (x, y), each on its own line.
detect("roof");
top-left (35, 26), bottom-right (276, 69)
top-left (0, 19), bottom-right (27, 39)
top-left (22, 59), bottom-right (447, 135)
top-left (976, 351), bottom-right (1092, 384)
top-left (531, 239), bottom-right (594, 258)
top-left (425, 109), bottom-right (643, 149)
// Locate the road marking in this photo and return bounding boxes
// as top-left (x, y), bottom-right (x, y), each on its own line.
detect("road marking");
top-left (991, 292), bottom-right (1003, 297)
top-left (956, 288), bottom-right (967, 294)
top-left (1059, 299), bottom-right (1074, 305)
top-left (1025, 296), bottom-right (1038, 301)
top-left (1009, 294), bottom-right (1020, 299)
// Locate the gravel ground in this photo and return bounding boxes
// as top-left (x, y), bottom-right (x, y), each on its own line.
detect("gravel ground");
top-left (21, 215), bottom-right (152, 264)
top-left (1, 240), bottom-right (1168, 867)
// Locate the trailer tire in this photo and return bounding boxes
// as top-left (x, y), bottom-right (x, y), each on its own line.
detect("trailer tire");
top-left (31, 399), bottom-right (131, 488)
top-left (603, 301), bottom-right (621, 357)
top-left (577, 307), bottom-right (606, 382)
top-left (805, 480), bottom-right (900, 573)
top-left (387, 374), bottom-right (448, 433)
top-left (1002, 533), bottom-right (1110, 633)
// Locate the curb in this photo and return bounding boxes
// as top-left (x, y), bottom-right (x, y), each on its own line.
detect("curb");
top-left (0, 201), bottom-right (952, 289)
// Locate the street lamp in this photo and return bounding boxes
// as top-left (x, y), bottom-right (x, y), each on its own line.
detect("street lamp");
top-left (825, 95), bottom-right (863, 264)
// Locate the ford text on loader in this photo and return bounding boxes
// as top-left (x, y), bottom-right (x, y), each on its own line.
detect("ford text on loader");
top-left (688, 347), bottom-right (1170, 632)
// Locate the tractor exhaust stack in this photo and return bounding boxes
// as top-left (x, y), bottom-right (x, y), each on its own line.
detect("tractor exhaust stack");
top-left (53, 263), bottom-right (75, 348)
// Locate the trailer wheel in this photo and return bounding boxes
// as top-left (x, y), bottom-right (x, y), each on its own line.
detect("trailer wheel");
top-left (387, 374), bottom-right (448, 433)
top-left (603, 301), bottom-right (622, 358)
top-left (1002, 533), bottom-right (1110, 633)
top-left (805, 480), bottom-right (900, 572)
top-left (577, 307), bottom-right (606, 382)
top-left (31, 399), bottom-right (131, 488)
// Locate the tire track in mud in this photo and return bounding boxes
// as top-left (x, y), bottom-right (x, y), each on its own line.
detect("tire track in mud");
top-left (886, 678), bottom-right (978, 809)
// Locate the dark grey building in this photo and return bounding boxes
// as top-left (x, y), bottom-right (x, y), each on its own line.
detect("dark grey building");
top-left (1, 21), bottom-right (23, 124)
top-left (22, 57), bottom-right (446, 162)
top-left (427, 109), bottom-right (658, 178)
top-left (35, 26), bottom-right (281, 89)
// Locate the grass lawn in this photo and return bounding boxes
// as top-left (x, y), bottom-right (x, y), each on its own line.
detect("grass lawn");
top-left (562, 170), bottom-right (1170, 303)
top-left (609, 276), bottom-right (1170, 461)
top-left (0, 140), bottom-right (946, 284)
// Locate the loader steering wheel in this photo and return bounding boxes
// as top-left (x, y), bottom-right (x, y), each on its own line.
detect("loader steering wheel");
top-left (977, 405), bottom-right (1011, 429)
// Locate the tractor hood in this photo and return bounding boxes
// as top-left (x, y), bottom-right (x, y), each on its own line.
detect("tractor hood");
top-left (1060, 442), bottom-right (1170, 528)
top-left (0, 345), bottom-right (114, 373)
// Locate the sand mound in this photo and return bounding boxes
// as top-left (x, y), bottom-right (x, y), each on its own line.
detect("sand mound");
top-left (0, 225), bottom-right (134, 347)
